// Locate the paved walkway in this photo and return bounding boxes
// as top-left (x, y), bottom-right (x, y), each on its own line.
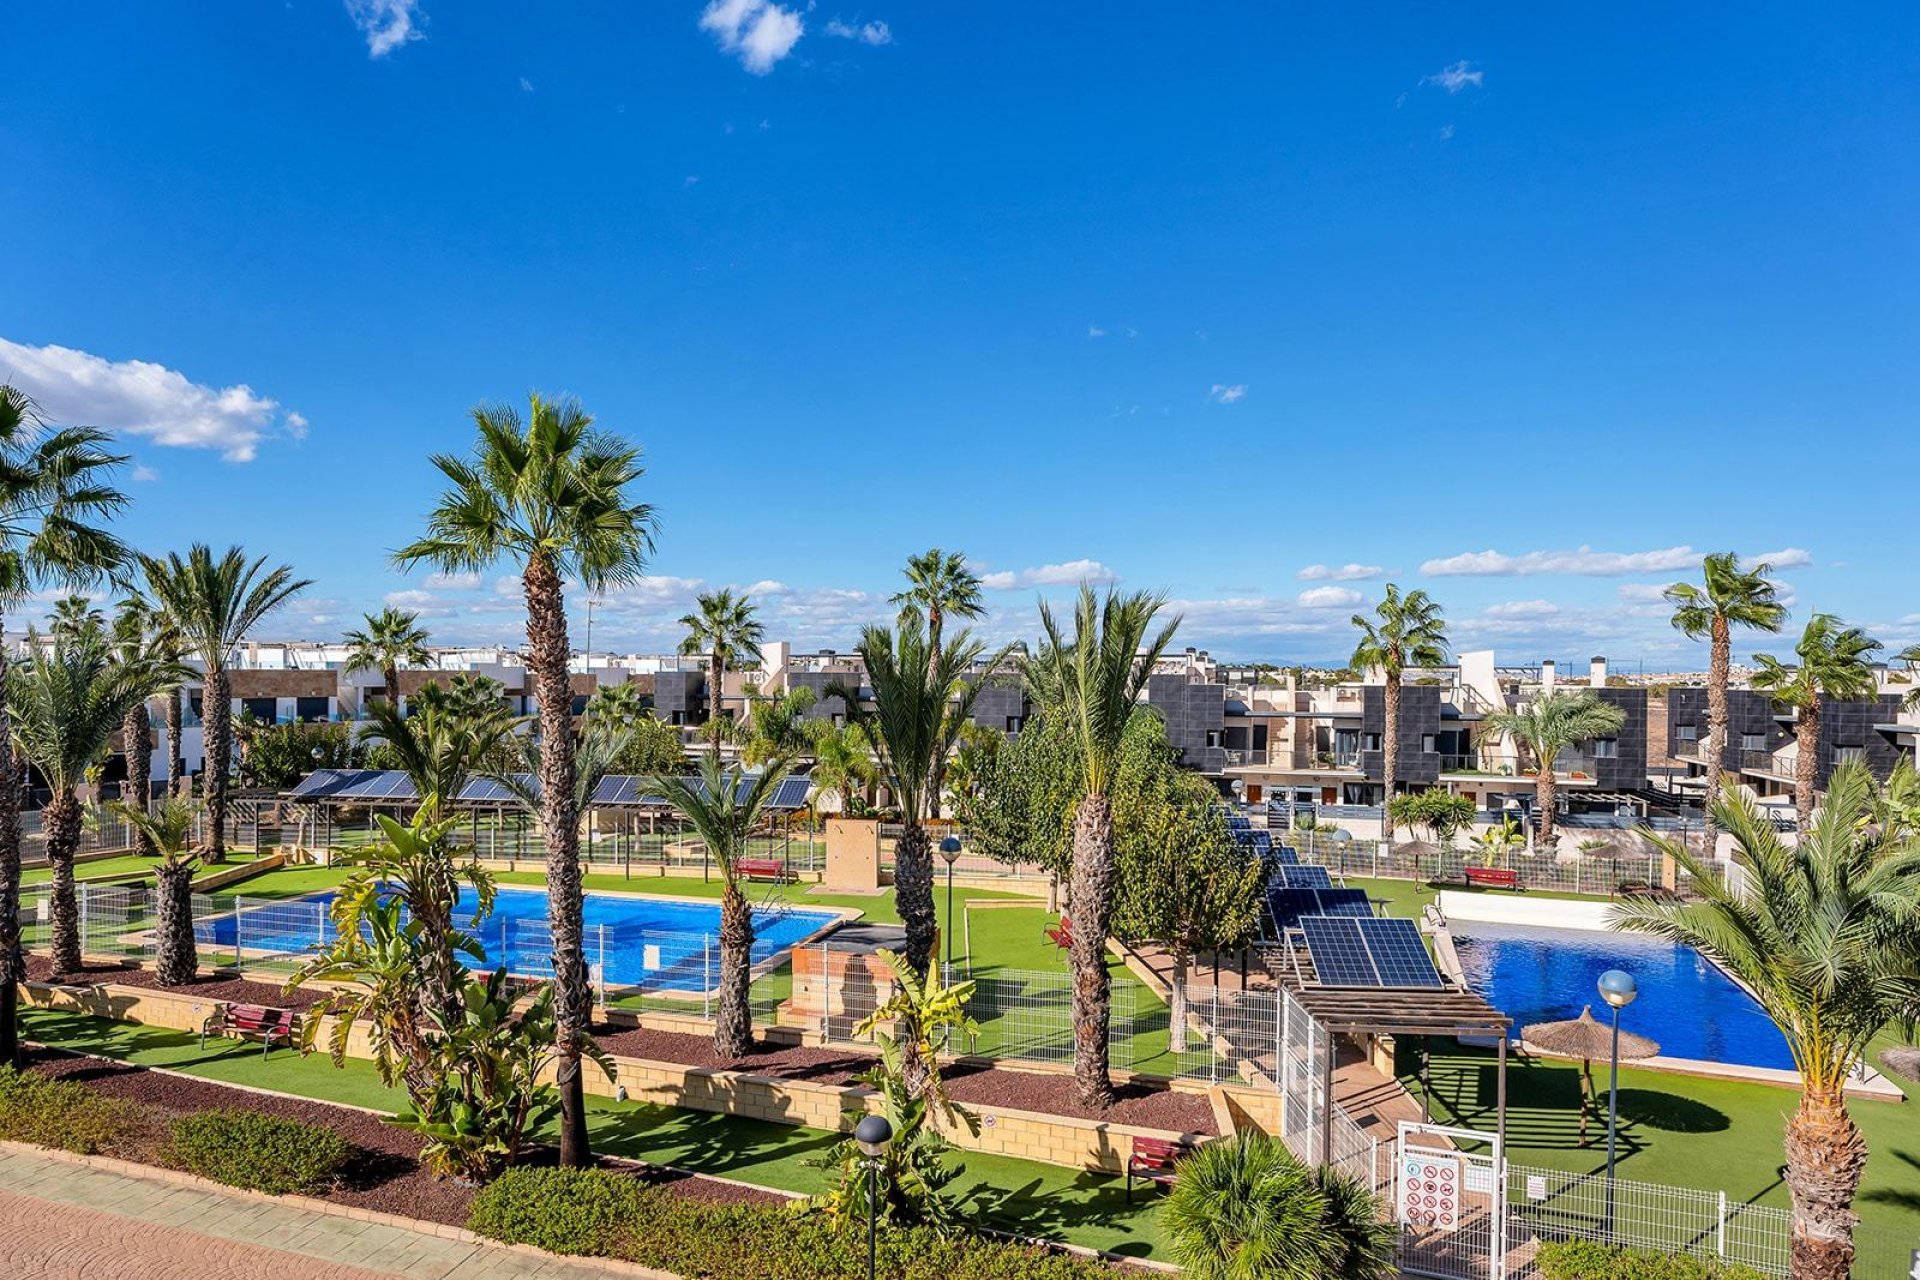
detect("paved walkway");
top-left (0, 1146), bottom-right (658, 1280)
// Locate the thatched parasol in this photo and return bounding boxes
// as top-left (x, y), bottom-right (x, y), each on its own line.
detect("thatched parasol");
top-left (1521, 1005), bottom-right (1661, 1146)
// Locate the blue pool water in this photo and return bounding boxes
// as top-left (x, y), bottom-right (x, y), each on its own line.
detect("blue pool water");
top-left (1453, 921), bottom-right (1794, 1071)
top-left (197, 886), bottom-right (840, 991)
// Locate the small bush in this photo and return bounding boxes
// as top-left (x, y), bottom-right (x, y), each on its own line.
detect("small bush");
top-left (168, 1109), bottom-right (352, 1195)
top-left (1537, 1239), bottom-right (1767, 1280)
top-left (469, 1167), bottom-right (657, 1256)
top-left (0, 1066), bottom-right (154, 1155)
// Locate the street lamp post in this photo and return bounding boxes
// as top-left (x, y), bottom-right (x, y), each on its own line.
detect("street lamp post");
top-left (1598, 968), bottom-right (1638, 1233)
top-left (938, 835), bottom-right (963, 974)
top-left (854, 1113), bottom-right (894, 1280)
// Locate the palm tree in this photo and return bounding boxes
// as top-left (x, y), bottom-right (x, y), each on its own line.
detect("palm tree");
top-left (360, 695), bottom-right (522, 818)
top-left (344, 606), bottom-right (433, 709)
top-left (109, 597), bottom-right (181, 850)
top-left (678, 589), bottom-right (764, 747)
top-left (108, 795), bottom-right (201, 984)
top-left (1616, 767), bottom-right (1920, 1280)
top-left (811, 720), bottom-right (879, 815)
top-left (585, 679), bottom-right (648, 727)
top-left (1896, 643), bottom-right (1920, 713)
top-left (1664, 554), bottom-right (1788, 834)
top-left (48, 594), bottom-right (104, 639)
top-left (829, 609), bottom-right (1000, 977)
top-left (0, 383), bottom-right (128, 1061)
top-left (397, 392), bottom-right (655, 1169)
top-left (1027, 585), bottom-right (1180, 1108)
top-left (645, 753), bottom-right (794, 1057)
top-left (8, 627), bottom-right (169, 974)
top-left (1752, 614), bottom-right (1883, 828)
top-left (892, 549), bottom-right (985, 816)
top-left (1349, 586), bottom-right (1448, 836)
top-left (137, 545), bottom-right (309, 864)
top-left (739, 685), bottom-right (817, 766)
top-left (1481, 691), bottom-right (1626, 844)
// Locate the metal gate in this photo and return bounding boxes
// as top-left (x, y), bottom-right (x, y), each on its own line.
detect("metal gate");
top-left (1395, 1121), bottom-right (1508, 1280)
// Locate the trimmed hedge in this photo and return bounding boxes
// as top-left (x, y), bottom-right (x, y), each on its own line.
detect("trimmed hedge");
top-left (470, 1167), bottom-right (1115, 1280)
top-left (168, 1108), bottom-right (353, 1195)
top-left (0, 1066), bottom-right (155, 1156)
top-left (1537, 1240), bottom-right (1768, 1280)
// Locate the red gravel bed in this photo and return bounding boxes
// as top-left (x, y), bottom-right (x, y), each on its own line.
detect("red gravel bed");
top-left (25, 955), bottom-right (328, 1011)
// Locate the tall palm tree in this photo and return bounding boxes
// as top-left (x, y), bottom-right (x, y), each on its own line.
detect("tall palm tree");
top-left (1481, 690), bottom-right (1625, 844)
top-left (108, 795), bottom-right (201, 984)
top-left (360, 695), bottom-right (522, 818)
top-left (397, 392), bottom-right (655, 1169)
top-left (829, 609), bottom-right (999, 977)
top-left (645, 752), bottom-right (794, 1057)
top-left (1027, 585), bottom-right (1180, 1108)
top-left (48, 594), bottom-right (103, 639)
top-left (811, 720), bottom-right (879, 815)
top-left (1752, 615), bottom-right (1883, 829)
top-left (8, 627), bottom-right (169, 974)
top-left (1664, 553), bottom-right (1788, 834)
top-left (739, 685), bottom-right (817, 766)
top-left (1348, 586), bottom-right (1448, 836)
top-left (1616, 767), bottom-right (1920, 1280)
top-left (0, 383), bottom-right (129, 1062)
top-left (343, 606), bottom-right (433, 709)
top-left (137, 545), bottom-right (309, 864)
top-left (109, 597), bottom-right (181, 849)
top-left (678, 589), bottom-right (763, 747)
top-left (892, 550), bottom-right (986, 818)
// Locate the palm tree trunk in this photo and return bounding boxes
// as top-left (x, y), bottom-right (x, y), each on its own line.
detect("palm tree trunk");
top-left (1381, 674), bottom-right (1400, 835)
top-left (124, 705), bottom-right (154, 854)
top-left (1705, 617), bottom-right (1730, 844)
top-left (385, 661), bottom-right (399, 709)
top-left (893, 821), bottom-right (936, 977)
top-left (0, 621), bottom-right (22, 1064)
top-left (203, 669), bottom-right (232, 863)
top-left (152, 859), bottom-right (198, 985)
top-left (1536, 763), bottom-right (1558, 845)
top-left (523, 551), bottom-right (591, 1168)
top-left (715, 878), bottom-right (755, 1058)
top-left (45, 790), bottom-right (85, 975)
top-left (1168, 946), bottom-right (1190, 1055)
top-left (709, 654), bottom-right (725, 746)
top-left (1783, 1087), bottom-right (1866, 1280)
top-left (1068, 791), bottom-right (1115, 1109)
top-left (1795, 700), bottom-right (1820, 830)
top-left (166, 687), bottom-right (186, 797)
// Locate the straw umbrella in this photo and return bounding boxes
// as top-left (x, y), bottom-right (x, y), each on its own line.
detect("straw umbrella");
top-left (1393, 838), bottom-right (1442, 881)
top-left (1520, 1005), bottom-right (1660, 1146)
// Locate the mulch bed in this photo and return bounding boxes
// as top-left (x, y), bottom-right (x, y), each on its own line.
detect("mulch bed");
top-left (22, 1047), bottom-right (783, 1227)
top-left (1880, 1046), bottom-right (1920, 1083)
top-left (25, 956), bottom-right (328, 1011)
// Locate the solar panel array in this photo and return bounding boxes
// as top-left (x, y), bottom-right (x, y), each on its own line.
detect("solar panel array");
top-left (287, 769), bottom-right (812, 811)
top-left (1266, 886), bottom-right (1373, 930)
top-left (1299, 916), bottom-right (1442, 989)
top-left (1274, 864), bottom-right (1334, 889)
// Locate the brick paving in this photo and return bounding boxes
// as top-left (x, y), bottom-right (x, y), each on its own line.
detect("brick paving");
top-left (0, 1146), bottom-right (667, 1279)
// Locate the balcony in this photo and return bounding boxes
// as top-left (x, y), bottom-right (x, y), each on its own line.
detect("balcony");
top-left (1742, 750), bottom-right (1796, 776)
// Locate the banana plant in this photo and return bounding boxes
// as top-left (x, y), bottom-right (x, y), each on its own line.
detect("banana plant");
top-left (855, 948), bottom-right (980, 1134)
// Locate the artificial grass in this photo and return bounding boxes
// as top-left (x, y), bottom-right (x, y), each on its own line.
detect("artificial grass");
top-left (19, 849), bottom-right (269, 888)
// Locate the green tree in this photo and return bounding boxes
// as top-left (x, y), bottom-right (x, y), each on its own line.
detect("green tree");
top-left (398, 392), bottom-right (656, 1168)
top-left (359, 693), bottom-right (522, 817)
top-left (738, 685), bottom-right (817, 766)
top-left (0, 383), bottom-right (128, 1061)
top-left (959, 711), bottom-right (1079, 888)
top-left (891, 549), bottom-right (986, 817)
top-left (1026, 585), bottom-right (1180, 1108)
top-left (584, 679), bottom-right (649, 726)
top-left (1616, 765), bottom-right (1920, 1280)
top-left (1386, 787), bottom-right (1477, 847)
top-left (48, 594), bottom-right (103, 639)
top-left (830, 608), bottom-right (1002, 978)
top-left (107, 795), bottom-right (201, 984)
top-left (236, 719), bottom-right (359, 790)
top-left (1481, 691), bottom-right (1626, 843)
top-left (344, 606), bottom-right (433, 708)
top-left (809, 721), bottom-right (879, 817)
top-left (137, 545), bottom-right (310, 863)
top-left (1664, 553), bottom-right (1788, 834)
top-left (643, 752), bottom-right (795, 1057)
top-left (109, 596), bottom-right (182, 847)
top-left (677, 588), bottom-right (763, 747)
top-left (1349, 585), bottom-right (1448, 836)
top-left (7, 627), bottom-right (170, 973)
top-left (1895, 643), bottom-right (1920, 713)
top-left (609, 712), bottom-right (687, 776)
top-left (1752, 614), bottom-right (1883, 828)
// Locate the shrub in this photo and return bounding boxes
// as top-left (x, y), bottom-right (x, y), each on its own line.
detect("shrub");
top-left (1162, 1134), bottom-right (1395, 1279)
top-left (168, 1109), bottom-right (352, 1195)
top-left (1536, 1239), bottom-right (1767, 1280)
top-left (468, 1167), bottom-right (656, 1256)
top-left (0, 1066), bottom-right (154, 1156)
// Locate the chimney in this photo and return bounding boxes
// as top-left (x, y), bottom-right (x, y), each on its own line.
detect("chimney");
top-left (1590, 655), bottom-right (1609, 688)
top-left (1540, 659), bottom-right (1556, 696)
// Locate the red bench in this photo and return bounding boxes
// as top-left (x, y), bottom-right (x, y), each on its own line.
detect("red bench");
top-left (1044, 915), bottom-right (1074, 951)
top-left (200, 1003), bottom-right (300, 1058)
top-left (1126, 1136), bottom-right (1193, 1201)
top-left (735, 857), bottom-right (793, 882)
top-left (1463, 866), bottom-right (1522, 891)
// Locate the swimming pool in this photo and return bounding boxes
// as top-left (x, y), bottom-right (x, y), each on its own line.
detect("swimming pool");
top-left (1452, 921), bottom-right (1793, 1071)
top-left (196, 886), bottom-right (842, 992)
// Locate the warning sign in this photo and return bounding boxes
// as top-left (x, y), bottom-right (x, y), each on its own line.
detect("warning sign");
top-left (1399, 1154), bottom-right (1463, 1233)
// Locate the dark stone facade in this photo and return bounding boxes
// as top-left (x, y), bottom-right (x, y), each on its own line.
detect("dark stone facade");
top-left (1144, 673), bottom-right (1227, 773)
top-left (1360, 684), bottom-right (1442, 788)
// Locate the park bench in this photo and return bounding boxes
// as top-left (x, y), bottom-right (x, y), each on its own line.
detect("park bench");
top-left (735, 857), bottom-right (793, 882)
top-left (200, 1003), bottom-right (300, 1058)
top-left (1463, 866), bottom-right (1522, 892)
top-left (1126, 1136), bottom-right (1193, 1201)
top-left (1044, 915), bottom-right (1074, 951)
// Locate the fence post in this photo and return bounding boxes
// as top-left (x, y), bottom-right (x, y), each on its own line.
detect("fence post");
top-left (1716, 1190), bottom-right (1727, 1258)
top-left (1209, 987), bottom-right (1220, 1084)
top-left (704, 934), bottom-right (713, 1021)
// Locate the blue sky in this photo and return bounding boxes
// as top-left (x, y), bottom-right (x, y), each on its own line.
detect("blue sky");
top-left (3, 2), bottom-right (1916, 665)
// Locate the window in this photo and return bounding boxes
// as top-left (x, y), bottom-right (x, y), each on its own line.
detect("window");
top-left (1835, 746), bottom-right (1866, 764)
top-left (1420, 735), bottom-right (1437, 754)
top-left (295, 697), bottom-right (330, 723)
top-left (1364, 733), bottom-right (1381, 752)
top-left (1592, 739), bottom-right (1618, 759)
top-left (1740, 733), bottom-right (1767, 752)
top-left (240, 698), bottom-right (277, 725)
top-left (1676, 724), bottom-right (1698, 742)
top-left (1005, 715), bottom-right (1025, 734)
top-left (1205, 730), bottom-right (1223, 749)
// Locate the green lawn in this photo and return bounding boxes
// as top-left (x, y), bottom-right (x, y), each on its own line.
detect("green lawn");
top-left (20, 849), bottom-right (270, 888)
top-left (207, 865), bottom-right (353, 900)
top-left (22, 1006), bottom-right (1166, 1259)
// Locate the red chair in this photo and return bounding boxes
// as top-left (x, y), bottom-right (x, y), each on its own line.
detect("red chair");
top-left (1044, 915), bottom-right (1074, 951)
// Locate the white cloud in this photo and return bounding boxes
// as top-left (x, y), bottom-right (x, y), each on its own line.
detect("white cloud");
top-left (1208, 383), bottom-right (1247, 404)
top-left (519, 76), bottom-right (535, 93)
top-left (1424, 61), bottom-right (1482, 93)
top-left (978, 559), bottom-right (1119, 591)
top-left (1298, 563), bottom-right (1383, 582)
top-left (1482, 599), bottom-right (1560, 618)
top-left (0, 336), bottom-right (300, 462)
top-left (422, 571), bottom-right (482, 590)
top-left (1297, 586), bottom-right (1363, 609)
top-left (130, 464), bottom-right (159, 483)
top-left (700, 0), bottom-right (804, 74)
top-left (1616, 583), bottom-right (1669, 602)
top-left (1088, 325), bottom-right (1108, 338)
top-left (1422, 544), bottom-right (1815, 578)
top-left (344, 0), bottom-right (424, 58)
top-left (1438, 123), bottom-right (1455, 141)
top-left (824, 17), bottom-right (891, 45)
top-left (384, 589), bottom-right (439, 610)
top-left (1751, 547), bottom-right (1814, 570)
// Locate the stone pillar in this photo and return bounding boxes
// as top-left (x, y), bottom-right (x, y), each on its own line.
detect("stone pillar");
top-left (824, 817), bottom-right (881, 892)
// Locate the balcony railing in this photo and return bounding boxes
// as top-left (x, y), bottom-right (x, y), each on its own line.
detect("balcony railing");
top-left (1742, 749), bottom-right (1794, 774)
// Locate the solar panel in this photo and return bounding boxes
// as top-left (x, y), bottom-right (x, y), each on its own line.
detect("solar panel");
top-left (770, 776), bottom-right (812, 810)
top-left (1250, 830), bottom-right (1272, 851)
top-left (1273, 845), bottom-right (1300, 866)
top-left (590, 775), bottom-right (626, 806)
top-left (1300, 917), bottom-right (1378, 986)
top-left (1357, 917), bottom-right (1443, 988)
top-left (1277, 864), bottom-right (1334, 889)
top-left (287, 769), bottom-right (346, 798)
top-left (1266, 886), bottom-right (1373, 930)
